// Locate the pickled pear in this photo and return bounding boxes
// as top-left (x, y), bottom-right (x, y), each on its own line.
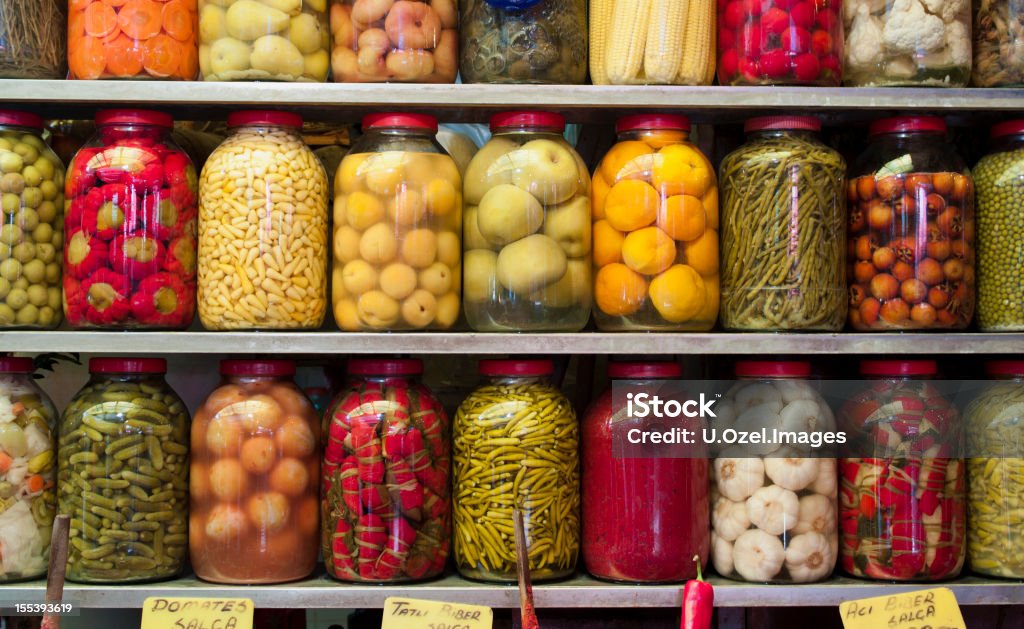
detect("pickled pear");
top-left (496, 234), bottom-right (567, 294)
top-left (464, 137), bottom-right (518, 205)
top-left (250, 35), bottom-right (305, 78)
top-left (287, 13), bottom-right (324, 54)
top-left (258, 0), bottom-right (302, 15)
top-left (226, 0), bottom-right (291, 41)
top-left (543, 195), bottom-right (591, 257)
top-left (306, 0), bottom-right (327, 10)
top-left (304, 49), bottom-right (329, 80)
top-left (477, 184), bottom-right (543, 245)
top-left (210, 38), bottom-right (253, 75)
top-left (199, 4), bottom-right (229, 41)
top-left (464, 249), bottom-right (498, 303)
top-left (533, 258), bottom-right (590, 307)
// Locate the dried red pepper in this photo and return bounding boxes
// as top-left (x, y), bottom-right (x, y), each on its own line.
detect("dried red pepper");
top-left (129, 272), bottom-right (191, 327)
top-left (680, 557), bottom-right (713, 629)
top-left (80, 268), bottom-right (131, 325)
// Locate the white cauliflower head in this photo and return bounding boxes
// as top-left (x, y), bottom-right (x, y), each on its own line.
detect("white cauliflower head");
top-left (883, 0), bottom-right (946, 54)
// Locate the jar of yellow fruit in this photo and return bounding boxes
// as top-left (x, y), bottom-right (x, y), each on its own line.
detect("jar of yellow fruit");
top-left (592, 114), bottom-right (718, 331)
top-left (332, 113), bottom-right (462, 331)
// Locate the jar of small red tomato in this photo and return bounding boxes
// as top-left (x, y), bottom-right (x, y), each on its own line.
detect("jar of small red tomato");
top-left (64, 109), bottom-right (197, 329)
top-left (838, 360), bottom-right (965, 581)
top-left (582, 361), bottom-right (709, 583)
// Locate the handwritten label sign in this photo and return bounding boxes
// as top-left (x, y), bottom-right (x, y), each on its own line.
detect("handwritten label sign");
top-left (141, 597), bottom-right (253, 629)
top-left (840, 587), bottom-right (966, 629)
top-left (382, 597), bottom-right (493, 629)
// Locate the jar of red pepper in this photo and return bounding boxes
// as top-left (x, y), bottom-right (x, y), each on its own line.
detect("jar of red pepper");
top-left (582, 361), bottom-right (709, 583)
top-left (64, 109), bottom-right (197, 329)
top-left (838, 360), bottom-right (965, 581)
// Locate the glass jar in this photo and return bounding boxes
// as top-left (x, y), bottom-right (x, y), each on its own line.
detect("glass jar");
top-left (198, 111), bottom-right (328, 330)
top-left (590, 0), bottom-right (715, 85)
top-left (838, 360), bottom-right (966, 581)
top-left (64, 110), bottom-right (197, 330)
top-left (453, 359), bottom-right (579, 582)
top-left (711, 361), bottom-right (838, 584)
top-left (964, 360), bottom-right (1024, 579)
top-left (322, 359), bottom-right (450, 582)
top-left (0, 357), bottom-right (57, 582)
top-left (843, 0), bottom-right (971, 86)
top-left (0, 1), bottom-right (65, 78)
top-left (58, 358), bottom-right (189, 583)
top-left (973, 0), bottom-right (1024, 86)
top-left (459, 0), bottom-right (587, 84)
top-left (463, 112), bottom-right (591, 332)
top-left (720, 117), bottom-right (846, 331)
top-left (847, 117), bottom-right (975, 331)
top-left (332, 114), bottom-right (462, 331)
top-left (0, 111), bottom-right (65, 329)
top-left (190, 359), bottom-right (320, 584)
top-left (329, 0), bottom-right (457, 82)
top-left (69, 0), bottom-right (198, 80)
top-left (717, 0), bottom-right (843, 86)
top-left (198, 0), bottom-right (328, 82)
top-left (582, 361), bottom-right (708, 583)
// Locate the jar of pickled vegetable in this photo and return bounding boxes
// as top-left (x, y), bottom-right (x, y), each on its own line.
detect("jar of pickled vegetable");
top-left (0, 357), bottom-right (57, 582)
top-left (838, 360), bottom-right (965, 581)
top-left (964, 360), bottom-right (1024, 579)
top-left (198, 111), bottom-right (328, 330)
top-left (592, 115), bottom-right (718, 331)
top-left (322, 359), bottom-right (450, 582)
top-left (58, 358), bottom-right (189, 583)
top-left (453, 359), bottom-right (578, 582)
top-left (190, 359), bottom-right (320, 584)
top-left (463, 112), bottom-right (591, 332)
top-left (332, 114), bottom-right (461, 331)
top-left (720, 117), bottom-right (846, 331)
top-left (711, 361), bottom-right (838, 584)
top-left (973, 0), bottom-right (1024, 86)
top-left (459, 0), bottom-right (587, 84)
top-left (582, 361), bottom-right (708, 583)
top-left (64, 109), bottom-right (198, 330)
top-left (847, 117), bottom-right (975, 330)
top-left (0, 0), bottom-right (65, 79)
top-left (0, 111), bottom-right (65, 329)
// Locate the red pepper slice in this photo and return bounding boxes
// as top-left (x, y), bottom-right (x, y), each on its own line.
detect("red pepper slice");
top-left (680, 555), bottom-right (713, 629)
top-left (79, 267), bottom-right (131, 325)
top-left (129, 271), bottom-right (192, 327)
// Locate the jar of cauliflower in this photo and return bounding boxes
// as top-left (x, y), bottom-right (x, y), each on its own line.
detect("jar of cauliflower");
top-left (198, 111), bottom-right (328, 330)
top-left (710, 361), bottom-right (838, 584)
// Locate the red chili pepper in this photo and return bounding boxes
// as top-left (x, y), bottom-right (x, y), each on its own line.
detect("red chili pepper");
top-left (169, 180), bottom-right (196, 209)
top-left (129, 272), bottom-right (191, 327)
top-left (680, 556), bottom-right (713, 629)
top-left (163, 152), bottom-right (197, 188)
top-left (79, 268), bottom-right (131, 325)
top-left (82, 198), bottom-right (131, 241)
top-left (65, 229), bottom-right (109, 279)
top-left (142, 195), bottom-right (185, 240)
top-left (63, 276), bottom-right (84, 325)
top-left (110, 230), bottom-right (165, 279)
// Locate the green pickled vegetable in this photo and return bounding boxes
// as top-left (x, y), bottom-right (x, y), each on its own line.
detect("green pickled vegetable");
top-left (974, 145), bottom-right (1024, 330)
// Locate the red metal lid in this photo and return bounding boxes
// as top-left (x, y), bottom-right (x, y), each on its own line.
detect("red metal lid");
top-left (0, 111), bottom-right (43, 130)
top-left (607, 361), bottom-right (683, 379)
top-left (869, 116), bottom-right (946, 136)
top-left (95, 109), bottom-right (174, 128)
top-left (745, 116), bottom-right (821, 132)
top-left (0, 357), bottom-right (33, 373)
top-left (348, 359), bottom-right (423, 376)
top-left (363, 113), bottom-right (438, 132)
top-left (90, 357), bottom-right (166, 374)
top-left (227, 110), bottom-right (303, 129)
top-left (490, 111), bottom-right (566, 132)
top-left (615, 114), bottom-right (691, 133)
top-left (220, 359), bottom-right (296, 376)
top-left (985, 360), bottom-right (1024, 376)
top-left (990, 119), bottom-right (1024, 139)
top-left (735, 361), bottom-right (812, 378)
top-left (479, 359), bottom-right (554, 377)
top-left (860, 360), bottom-right (937, 377)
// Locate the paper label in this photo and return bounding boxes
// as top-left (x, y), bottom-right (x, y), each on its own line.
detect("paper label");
top-left (141, 597), bottom-right (254, 629)
top-left (381, 597), bottom-right (493, 629)
top-left (839, 587), bottom-right (966, 629)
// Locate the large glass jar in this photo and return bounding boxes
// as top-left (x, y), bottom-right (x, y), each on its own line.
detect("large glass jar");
top-left (843, 0), bottom-right (971, 86)
top-left (590, 0), bottom-right (715, 85)
top-left (711, 361), bottom-right (838, 584)
top-left (847, 117), bottom-right (975, 331)
top-left (322, 359), bottom-right (450, 582)
top-left (720, 117), bottom-right (846, 331)
top-left (0, 1), bottom-right (65, 78)
top-left (190, 360), bottom-right (320, 584)
top-left (0, 111), bottom-right (65, 329)
top-left (0, 357), bottom-right (57, 582)
top-left (198, 111), bottom-right (328, 330)
top-left (582, 361), bottom-right (708, 583)
top-left (329, 0), bottom-right (457, 82)
top-left (332, 114), bottom-right (461, 331)
top-left (69, 0), bottom-right (198, 80)
top-left (463, 112), bottom-right (591, 332)
top-left (198, 0), bottom-right (328, 81)
top-left (453, 359), bottom-right (579, 582)
top-left (64, 110), bottom-right (197, 330)
top-left (459, 0), bottom-right (587, 84)
top-left (973, 0), bottom-right (1024, 86)
top-left (838, 360), bottom-right (966, 581)
top-left (964, 360), bottom-right (1024, 579)
top-left (58, 358), bottom-right (189, 583)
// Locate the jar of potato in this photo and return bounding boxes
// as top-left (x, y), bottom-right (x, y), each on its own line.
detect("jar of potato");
top-left (190, 359), bottom-right (320, 584)
top-left (973, 0), bottom-right (1024, 86)
top-left (720, 116), bottom-right (846, 331)
top-left (58, 358), bottom-right (189, 584)
top-left (0, 111), bottom-right (65, 329)
top-left (198, 111), bottom-right (328, 330)
top-left (592, 114), bottom-right (718, 331)
top-left (0, 357), bottom-right (57, 583)
top-left (463, 111), bottom-right (591, 332)
top-left (333, 113), bottom-right (461, 331)
top-left (330, 0), bottom-right (457, 82)
top-left (453, 359), bottom-right (578, 582)
top-left (198, 0), bottom-right (329, 81)
top-left (459, 0), bottom-right (587, 84)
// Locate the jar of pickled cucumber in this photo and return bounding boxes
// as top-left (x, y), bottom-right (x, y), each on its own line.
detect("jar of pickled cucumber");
top-left (592, 115), bottom-right (719, 331)
top-left (0, 111), bottom-right (65, 328)
top-left (0, 357), bottom-right (57, 582)
top-left (332, 114), bottom-right (462, 331)
top-left (453, 359), bottom-right (578, 582)
top-left (58, 358), bottom-right (189, 584)
top-left (964, 360), bottom-right (1024, 579)
top-left (463, 112), bottom-right (592, 332)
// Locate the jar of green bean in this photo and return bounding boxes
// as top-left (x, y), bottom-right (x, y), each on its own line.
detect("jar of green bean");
top-left (719, 116), bottom-right (847, 331)
top-left (453, 359), bottom-right (578, 582)
top-left (58, 358), bottom-right (189, 583)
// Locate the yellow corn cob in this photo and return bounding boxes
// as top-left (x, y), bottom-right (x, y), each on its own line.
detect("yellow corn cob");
top-left (590, 0), bottom-right (615, 85)
top-left (644, 0), bottom-right (687, 84)
top-left (678, 0), bottom-right (715, 85)
top-left (702, 12), bottom-right (718, 85)
top-left (605, 0), bottom-right (652, 84)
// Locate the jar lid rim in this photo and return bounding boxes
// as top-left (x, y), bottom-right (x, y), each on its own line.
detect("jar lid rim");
top-left (90, 357), bottom-right (167, 373)
top-left (735, 361), bottom-right (812, 377)
top-left (479, 359), bottom-right (554, 376)
top-left (363, 113), bottom-right (438, 132)
top-left (0, 357), bottom-right (34, 373)
top-left (490, 111), bottom-right (566, 132)
top-left (860, 359), bottom-right (937, 376)
top-left (607, 361), bottom-right (683, 379)
top-left (220, 359), bottom-right (296, 376)
top-left (347, 358), bottom-right (424, 376)
top-left (227, 110), bottom-right (303, 129)
top-left (95, 109), bottom-right (174, 128)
